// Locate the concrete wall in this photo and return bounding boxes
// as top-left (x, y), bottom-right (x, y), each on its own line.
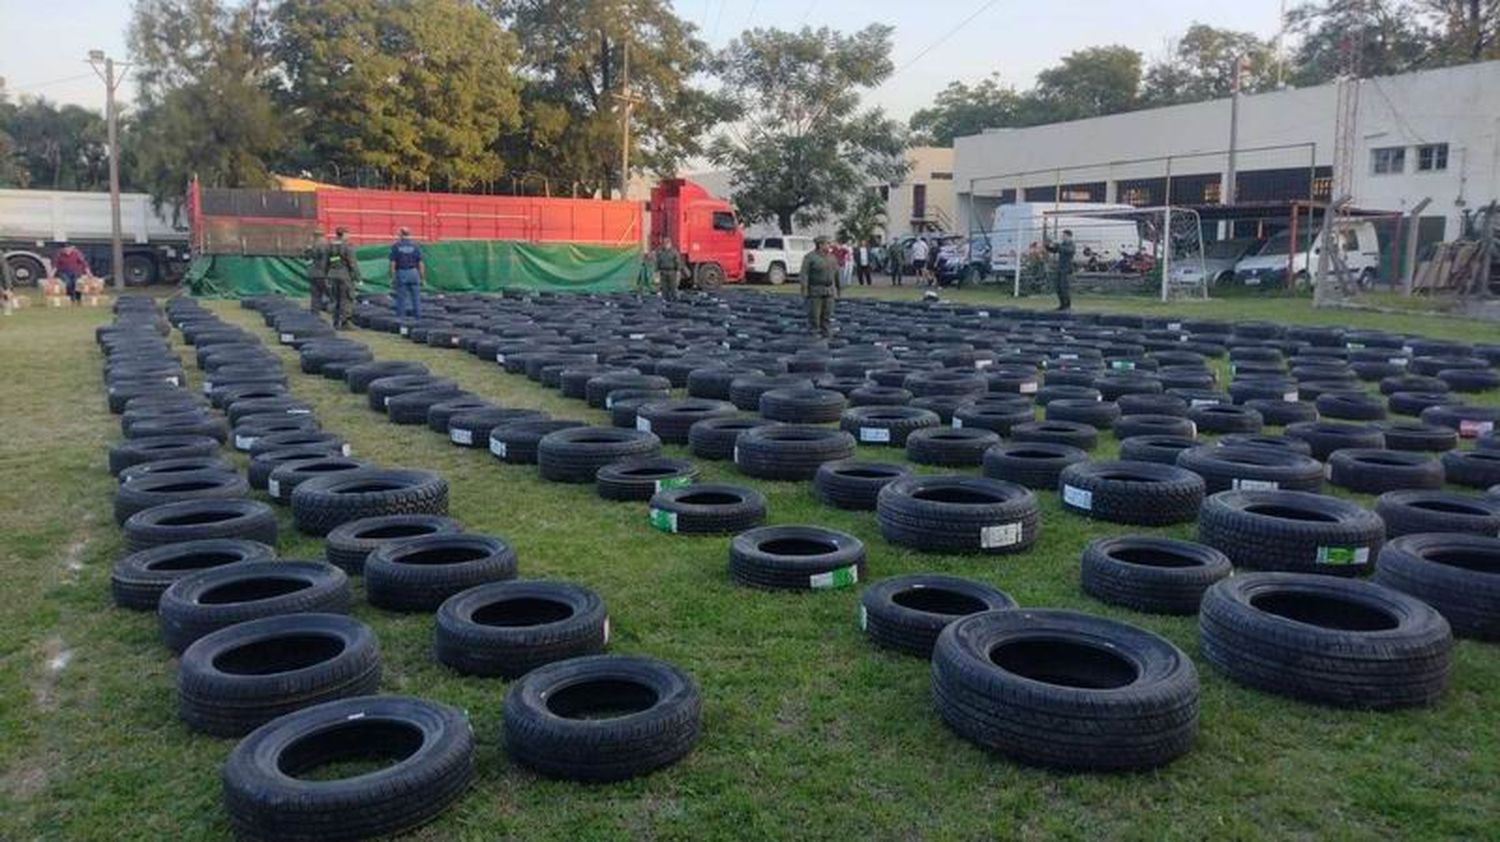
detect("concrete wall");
top-left (879, 146), bottom-right (956, 239)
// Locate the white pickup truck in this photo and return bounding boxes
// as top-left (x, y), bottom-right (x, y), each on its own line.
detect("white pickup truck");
top-left (743, 235), bottom-right (815, 285)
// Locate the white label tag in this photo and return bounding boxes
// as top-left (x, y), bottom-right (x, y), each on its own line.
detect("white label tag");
top-left (279, 332), bottom-right (293, 342)
top-left (495, 353), bottom-right (506, 363)
top-left (602, 617), bottom-right (610, 645)
top-left (450, 428), bottom-right (474, 445)
top-left (733, 446), bottom-right (740, 463)
top-left (341, 444), bottom-right (352, 457)
top-left (636, 416), bottom-right (653, 432)
top-left (859, 427), bottom-right (891, 443)
top-left (975, 359), bottom-right (994, 369)
top-left (951, 417), bottom-right (964, 429)
top-left (858, 604), bottom-right (868, 630)
top-left (400, 326), bottom-right (410, 336)
top-left (450, 337), bottom-right (460, 346)
top-left (1062, 485), bottom-right (1092, 510)
top-left (490, 439), bottom-right (508, 457)
top-left (1233, 478), bottom-right (1279, 490)
top-left (809, 565), bottom-right (859, 589)
top-left (202, 382), bottom-right (213, 395)
top-left (288, 408), bottom-right (311, 415)
top-left (1059, 353), bottom-right (1078, 361)
top-left (267, 478), bottom-right (281, 498)
top-left (1019, 381), bottom-right (1038, 394)
top-left (981, 522), bottom-right (1023, 549)
top-left (1283, 391), bottom-right (1299, 402)
top-left (167, 376), bottom-right (180, 386)
top-left (383, 396), bottom-right (392, 408)
top-left (1191, 398), bottom-right (1219, 408)
top-left (234, 434), bottom-right (254, 450)
top-left (1389, 357), bottom-right (1407, 366)
top-left (1167, 322), bottom-right (1182, 331)
top-left (1459, 420), bottom-right (1494, 438)
top-left (1186, 421), bottom-right (1198, 437)
top-left (606, 396), bottom-right (616, 409)
top-left (1324, 462), bottom-right (1334, 479)
top-left (629, 333), bottom-right (646, 340)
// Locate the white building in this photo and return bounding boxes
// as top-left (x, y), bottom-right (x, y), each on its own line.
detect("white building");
top-left (953, 61), bottom-right (1500, 253)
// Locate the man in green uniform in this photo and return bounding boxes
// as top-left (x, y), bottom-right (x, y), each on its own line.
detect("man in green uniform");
top-left (800, 235), bottom-right (839, 338)
top-left (304, 229), bottom-right (329, 313)
top-left (1044, 228), bottom-right (1075, 311)
top-left (320, 226), bottom-right (361, 329)
top-left (653, 239), bottom-right (682, 302)
top-left (635, 247), bottom-right (656, 297)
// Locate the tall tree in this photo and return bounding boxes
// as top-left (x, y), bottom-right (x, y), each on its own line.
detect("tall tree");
top-left (1287, 0), bottom-right (1434, 85)
top-left (907, 74), bottom-right (1024, 146)
top-left (0, 87), bottom-right (21, 187)
top-left (271, 0), bottom-right (521, 190)
top-left (837, 189), bottom-right (888, 244)
top-left (0, 99), bottom-right (110, 189)
top-left (1027, 46), bottom-right (1143, 123)
top-left (709, 25), bottom-right (908, 234)
top-left (1141, 24), bottom-right (1279, 107)
top-left (1419, 0), bottom-right (1500, 62)
top-left (128, 0), bottom-right (285, 209)
top-left (485, 0), bottom-right (732, 197)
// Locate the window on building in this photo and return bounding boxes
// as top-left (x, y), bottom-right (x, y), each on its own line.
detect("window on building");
top-left (1203, 182), bottom-right (1222, 204)
top-left (1120, 186), bottom-right (1152, 207)
top-left (929, 172), bottom-right (953, 180)
top-left (1417, 143), bottom-right (1448, 172)
top-left (1371, 146), bottom-right (1405, 175)
top-left (912, 184), bottom-right (927, 219)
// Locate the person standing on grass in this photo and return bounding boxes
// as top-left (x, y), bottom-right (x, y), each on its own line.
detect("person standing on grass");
top-left (1, 252), bottom-right (14, 316)
top-left (653, 239), bottom-right (682, 302)
top-left (800, 235), bottom-right (839, 339)
top-left (321, 227), bottom-right (361, 330)
top-left (1044, 228), bottom-right (1075, 311)
top-left (388, 227), bottom-right (424, 320)
top-left (910, 236), bottom-right (930, 287)
top-left (854, 239), bottom-right (874, 286)
top-left (304, 229), bottom-right (329, 314)
top-left (53, 242), bottom-right (89, 305)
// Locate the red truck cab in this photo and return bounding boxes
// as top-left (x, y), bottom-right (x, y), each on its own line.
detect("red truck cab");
top-left (649, 179), bottom-right (743, 288)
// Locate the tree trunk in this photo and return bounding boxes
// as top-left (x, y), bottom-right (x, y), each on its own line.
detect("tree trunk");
top-left (777, 209), bottom-right (795, 234)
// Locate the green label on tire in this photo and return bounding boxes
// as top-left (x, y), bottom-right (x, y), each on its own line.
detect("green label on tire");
top-left (1316, 546), bottom-right (1370, 566)
top-left (810, 565), bottom-right (858, 589)
top-left (648, 508), bottom-right (678, 533)
top-left (655, 476), bottom-right (692, 492)
top-left (1111, 359), bottom-right (1136, 371)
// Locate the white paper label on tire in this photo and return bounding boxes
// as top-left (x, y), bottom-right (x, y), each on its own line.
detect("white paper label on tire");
top-left (167, 376), bottom-right (179, 386)
top-left (606, 396), bottom-right (616, 409)
top-left (1062, 485), bottom-right (1092, 510)
top-left (733, 446), bottom-right (740, 464)
top-left (1283, 391), bottom-right (1299, 402)
top-left (383, 396), bottom-right (392, 408)
top-left (495, 353), bottom-right (506, 363)
top-left (648, 508), bottom-right (678, 533)
top-left (1388, 357), bottom-right (1407, 366)
top-left (1316, 546), bottom-right (1370, 566)
top-left (341, 444), bottom-right (352, 457)
top-left (857, 604), bottom-right (868, 630)
top-left (288, 409), bottom-right (311, 415)
top-left (1346, 342), bottom-right (1365, 351)
top-left (450, 428), bottom-right (474, 445)
top-left (1186, 422), bottom-right (1198, 437)
top-left (267, 478), bottom-right (281, 498)
top-left (977, 310), bottom-right (991, 317)
top-left (202, 382), bottom-right (213, 395)
top-left (1324, 462), bottom-right (1334, 479)
top-left (981, 522), bottom-right (1023, 549)
top-left (279, 332), bottom-right (293, 342)
top-left (629, 333), bottom-right (646, 340)
top-left (602, 617), bottom-right (610, 644)
top-left (975, 359), bottom-right (994, 369)
top-left (859, 427), bottom-right (891, 443)
top-left (1168, 322), bottom-right (1183, 331)
top-left (809, 565), bottom-right (859, 589)
top-left (233, 435), bottom-right (251, 450)
top-left (951, 417), bottom-right (964, 429)
top-left (636, 416), bottom-right (652, 432)
top-left (1233, 478), bottom-right (1279, 490)
top-left (1019, 381), bottom-right (1038, 394)
top-left (1190, 399), bottom-right (1219, 408)
top-left (1059, 353), bottom-right (1079, 361)
top-left (490, 439), bottom-right (508, 457)
top-left (400, 326), bottom-right (409, 336)
top-left (1459, 420), bottom-right (1494, 438)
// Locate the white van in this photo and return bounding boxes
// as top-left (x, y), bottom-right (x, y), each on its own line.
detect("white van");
top-left (987, 202), bottom-right (1142, 274)
top-left (1233, 221), bottom-right (1382, 289)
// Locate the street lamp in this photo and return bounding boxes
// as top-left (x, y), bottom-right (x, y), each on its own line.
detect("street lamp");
top-left (88, 50), bottom-right (130, 291)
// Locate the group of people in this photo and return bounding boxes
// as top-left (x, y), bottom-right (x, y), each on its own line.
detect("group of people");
top-left (304, 226), bottom-right (427, 330)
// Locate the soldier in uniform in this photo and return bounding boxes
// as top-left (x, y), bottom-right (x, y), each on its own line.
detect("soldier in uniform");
top-left (653, 239), bottom-right (682, 302)
top-left (800, 235), bottom-right (839, 338)
top-left (1043, 228), bottom-right (1075, 311)
top-left (305, 229), bottom-right (329, 313)
top-left (323, 226), bottom-right (361, 329)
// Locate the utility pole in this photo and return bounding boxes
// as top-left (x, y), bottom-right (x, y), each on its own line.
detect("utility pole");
top-left (89, 50), bottom-right (130, 291)
top-left (1225, 55), bottom-right (1246, 207)
top-left (612, 40), bottom-right (644, 201)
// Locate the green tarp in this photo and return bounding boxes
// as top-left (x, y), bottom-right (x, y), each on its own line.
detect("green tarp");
top-left (187, 240), bottom-right (640, 298)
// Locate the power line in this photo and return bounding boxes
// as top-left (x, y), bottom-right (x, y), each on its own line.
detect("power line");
top-left (889, 0), bottom-right (1001, 80)
top-left (1, 72), bottom-right (96, 95)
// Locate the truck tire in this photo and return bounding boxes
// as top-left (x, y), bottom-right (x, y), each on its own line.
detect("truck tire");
top-left (693, 262), bottom-right (726, 291)
top-left (1009, 420), bottom-right (1099, 451)
top-left (1374, 534), bottom-right (1500, 640)
top-left (1196, 489), bottom-right (1385, 576)
top-left (729, 525), bottom-right (866, 590)
top-left (290, 469), bottom-right (450, 537)
top-left (1080, 536), bottom-right (1231, 615)
top-left (114, 470), bottom-right (249, 525)
top-left (859, 574), bottom-right (1016, 657)
top-left (435, 580), bottom-right (608, 677)
top-left (877, 475), bottom-right (1039, 555)
top-left (1199, 572), bottom-right (1450, 708)
top-left (489, 419), bottom-right (588, 465)
top-left (108, 435), bottom-right (221, 476)
top-left (1284, 421), bottom-right (1386, 460)
top-left (5, 253), bottom-right (45, 286)
top-left (766, 263), bottom-right (787, 285)
top-left (1117, 434), bottom-right (1198, 466)
top-left (122, 253), bottom-right (158, 286)
top-left (1058, 461), bottom-right (1204, 526)
top-left (687, 416), bottom-right (778, 460)
top-left (758, 388), bottom-right (847, 424)
top-left (1374, 490), bottom-right (1500, 538)
top-left (267, 457), bottom-right (368, 504)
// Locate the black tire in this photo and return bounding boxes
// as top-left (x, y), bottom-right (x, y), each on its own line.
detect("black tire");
top-left (1197, 489), bottom-right (1386, 576)
top-left (177, 613), bottom-right (381, 736)
top-left (1187, 404), bottom-right (1263, 434)
top-left (636, 399), bottom-right (738, 443)
top-left (1438, 367), bottom-right (1500, 393)
top-left (905, 427), bottom-right (1001, 467)
top-left (1389, 391), bottom-right (1463, 417)
top-left (123, 499), bottom-right (278, 553)
top-left (1080, 536), bottom-right (1232, 615)
top-left (1375, 534), bottom-right (1500, 640)
top-left (1326, 448), bottom-right (1443, 493)
top-left (1175, 445), bottom-right (1324, 494)
top-left (949, 401), bottom-right (1034, 435)
top-left (904, 370), bottom-right (988, 398)
top-left (595, 457), bottom-right (699, 501)
top-left (247, 430), bottom-right (349, 460)
top-left (728, 525), bottom-right (866, 590)
top-left (1381, 374), bottom-right (1449, 396)
top-left (1114, 414), bottom-right (1196, 440)
top-left (324, 514), bottom-right (465, 574)
top-left (387, 387), bottom-right (469, 425)
top-left (114, 470), bottom-right (249, 525)
top-left (489, 419), bottom-right (589, 465)
top-left (840, 406), bottom-right (941, 446)
top-left (1009, 420), bottom-right (1099, 450)
top-left (267, 457), bottom-right (368, 504)
top-left (502, 655), bottom-right (700, 781)
top-left (110, 539), bottom-right (275, 611)
top-left (447, 408), bottom-right (548, 448)
top-left (222, 695), bottom-right (474, 841)
top-left (367, 375), bottom-right (456, 412)
top-left (728, 374), bottom-right (815, 411)
top-left (1420, 404), bottom-right (1500, 439)
top-left (231, 416), bottom-right (321, 452)
top-left (1217, 433), bottom-right (1314, 455)
top-left (538, 427), bottom-right (663, 484)
top-left (932, 608), bottom-right (1199, 770)
top-left (1245, 398), bottom-right (1319, 426)
top-left (877, 475), bottom-right (1040, 555)
top-left (158, 560), bottom-right (352, 653)
top-left (345, 360), bottom-right (429, 392)
top-left (687, 416), bottom-right (779, 460)
top-left (757, 388), bottom-right (847, 424)
top-left (426, 398), bottom-right (495, 434)
top-left (1316, 393), bottom-right (1388, 421)
top-left (848, 385), bottom-right (913, 407)
top-left (290, 468), bottom-right (450, 537)
top-left (1284, 421), bottom-right (1386, 460)
top-left (1199, 572), bottom-right (1451, 708)
top-left (108, 435), bottom-right (220, 476)
top-left (1058, 460), bottom-right (1204, 526)
top-left (1045, 399), bottom-right (1120, 430)
top-left (813, 460), bottom-right (912, 510)
top-left (117, 455), bottom-right (235, 486)
top-left (435, 580), bottom-right (607, 677)
top-left (1118, 393), bottom-right (1188, 417)
top-left (1375, 490), bottom-right (1500, 538)
top-left (981, 442), bottom-right (1088, 490)
top-left (1377, 421), bottom-right (1458, 452)
top-left (859, 575), bottom-right (1016, 657)
top-left (1118, 434), bottom-right (1199, 466)
top-left (733, 425), bottom-right (856, 480)
top-left (365, 533), bottom-right (519, 612)
top-left (1441, 449), bottom-right (1500, 489)
top-left (648, 484), bottom-right (767, 535)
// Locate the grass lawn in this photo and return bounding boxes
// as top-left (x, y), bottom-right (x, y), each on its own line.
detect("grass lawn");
top-left (1, 288), bottom-right (1498, 841)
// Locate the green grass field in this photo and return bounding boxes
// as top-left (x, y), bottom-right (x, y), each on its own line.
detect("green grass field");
top-left (2, 287), bottom-right (1498, 841)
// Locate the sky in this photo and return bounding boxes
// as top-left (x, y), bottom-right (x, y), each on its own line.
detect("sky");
top-left (0, 0), bottom-right (1289, 118)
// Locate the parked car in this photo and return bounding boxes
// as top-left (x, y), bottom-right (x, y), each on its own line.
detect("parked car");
top-left (1169, 237), bottom-right (1264, 288)
top-left (744, 235), bottom-right (815, 285)
top-left (1233, 222), bottom-right (1381, 289)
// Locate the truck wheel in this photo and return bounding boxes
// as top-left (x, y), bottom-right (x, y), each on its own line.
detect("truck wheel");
top-left (123, 254), bottom-right (157, 286)
top-left (766, 263), bottom-right (787, 285)
top-left (5, 254), bottom-right (45, 286)
top-left (694, 262), bottom-right (726, 291)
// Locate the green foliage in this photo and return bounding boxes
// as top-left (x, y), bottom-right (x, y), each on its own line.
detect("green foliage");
top-left (1141, 23), bottom-right (1280, 106)
top-left (0, 96), bottom-right (109, 190)
top-left (486, 0), bottom-right (732, 197)
top-left (709, 25), bottom-right (908, 234)
top-left (1287, 0), bottom-right (1435, 85)
top-left (836, 189), bottom-right (887, 244)
top-left (272, 0), bottom-right (521, 191)
top-left (1029, 45), bottom-right (1144, 123)
top-left (908, 74), bottom-right (1023, 146)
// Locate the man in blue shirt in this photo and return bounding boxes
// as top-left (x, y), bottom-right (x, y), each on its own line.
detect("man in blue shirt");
top-left (388, 227), bottom-right (425, 319)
